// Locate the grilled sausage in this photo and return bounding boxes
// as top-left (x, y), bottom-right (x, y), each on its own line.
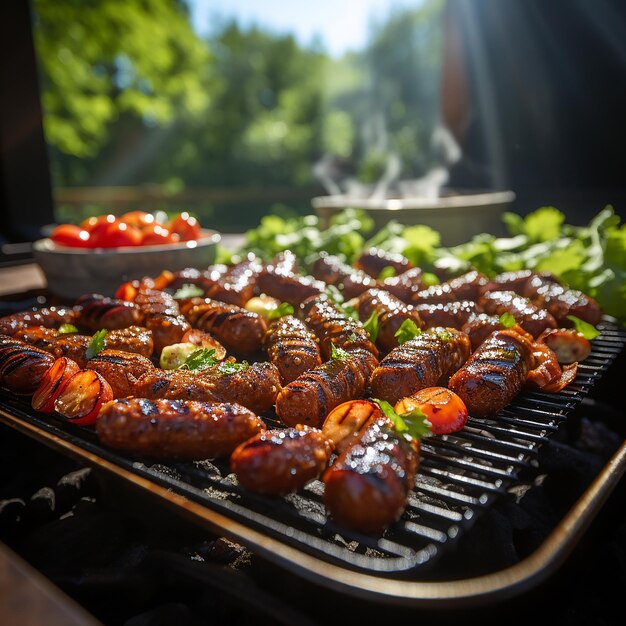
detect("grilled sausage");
top-left (134, 361), bottom-right (281, 414)
top-left (448, 329), bottom-right (535, 417)
top-left (14, 326), bottom-right (60, 350)
top-left (270, 250), bottom-right (299, 274)
top-left (411, 271), bottom-right (490, 305)
top-left (0, 307), bottom-right (77, 336)
top-left (205, 255), bottom-right (263, 307)
top-left (86, 349), bottom-right (155, 398)
top-left (300, 294), bottom-right (378, 360)
top-left (323, 416), bottom-right (419, 534)
top-left (311, 253), bottom-right (377, 299)
top-left (275, 348), bottom-right (378, 428)
top-left (168, 267), bottom-right (222, 294)
top-left (264, 315), bottom-right (322, 384)
top-left (369, 327), bottom-right (471, 404)
top-left (380, 267), bottom-right (424, 302)
top-left (354, 248), bottom-right (413, 278)
top-left (483, 270), bottom-right (560, 296)
top-left (0, 334), bottom-right (55, 393)
top-left (461, 313), bottom-right (503, 350)
top-left (180, 298), bottom-right (267, 354)
top-left (75, 294), bottom-right (143, 332)
top-left (353, 288), bottom-right (424, 353)
top-left (255, 264), bottom-right (325, 307)
top-left (97, 398), bottom-right (265, 460)
top-left (231, 426), bottom-right (333, 495)
top-left (413, 300), bottom-right (478, 330)
top-left (478, 290), bottom-right (557, 338)
top-left (47, 334), bottom-right (92, 367)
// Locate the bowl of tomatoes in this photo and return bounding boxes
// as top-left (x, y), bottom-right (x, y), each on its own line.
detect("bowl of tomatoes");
top-left (33, 211), bottom-right (221, 300)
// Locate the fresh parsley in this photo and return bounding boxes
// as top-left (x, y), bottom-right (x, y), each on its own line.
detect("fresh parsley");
top-left (394, 319), bottom-right (421, 345)
top-left (363, 311), bottom-right (380, 342)
top-left (378, 266), bottom-right (396, 281)
top-left (179, 348), bottom-right (218, 371)
top-left (58, 323), bottom-right (78, 334)
top-left (499, 312), bottom-right (517, 328)
top-left (566, 315), bottom-right (601, 340)
top-left (86, 329), bottom-right (108, 360)
top-left (330, 343), bottom-right (350, 360)
top-left (421, 272), bottom-right (440, 287)
top-left (267, 302), bottom-right (294, 320)
top-left (375, 399), bottom-right (432, 442)
top-left (173, 284), bottom-right (204, 299)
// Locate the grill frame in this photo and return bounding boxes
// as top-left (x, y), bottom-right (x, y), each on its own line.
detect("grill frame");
top-left (0, 319), bottom-right (624, 606)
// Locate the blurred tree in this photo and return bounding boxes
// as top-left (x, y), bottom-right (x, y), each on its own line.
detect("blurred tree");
top-left (33, 0), bottom-right (212, 185)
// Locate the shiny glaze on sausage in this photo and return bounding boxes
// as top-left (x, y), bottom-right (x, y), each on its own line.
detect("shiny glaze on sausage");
top-left (86, 349), bottom-right (156, 398)
top-left (354, 248), bottom-right (414, 278)
top-left (413, 300), bottom-right (478, 330)
top-left (380, 267), bottom-right (424, 302)
top-left (448, 329), bottom-right (535, 417)
top-left (75, 294), bottom-right (144, 332)
top-left (311, 253), bottom-right (378, 299)
top-left (264, 315), bottom-right (322, 384)
top-left (255, 263), bottom-right (325, 307)
top-left (0, 307), bottom-right (77, 337)
top-left (97, 398), bottom-right (265, 460)
top-left (369, 327), bottom-right (471, 404)
top-left (0, 334), bottom-right (55, 393)
top-left (231, 426), bottom-right (333, 495)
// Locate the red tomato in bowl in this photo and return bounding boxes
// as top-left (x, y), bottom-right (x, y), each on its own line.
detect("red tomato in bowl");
top-left (141, 224), bottom-right (179, 246)
top-left (50, 224), bottom-right (92, 248)
top-left (120, 211), bottom-right (156, 230)
top-left (81, 214), bottom-right (117, 235)
top-left (168, 212), bottom-right (200, 241)
top-left (92, 221), bottom-right (142, 248)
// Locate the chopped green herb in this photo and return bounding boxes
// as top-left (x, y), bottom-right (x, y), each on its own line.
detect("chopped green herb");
top-left (434, 329), bottom-right (451, 342)
top-left (566, 315), bottom-right (601, 340)
top-left (330, 343), bottom-right (350, 360)
top-left (179, 348), bottom-right (218, 371)
top-left (378, 266), bottom-right (396, 281)
top-left (363, 311), bottom-right (380, 342)
top-left (267, 302), bottom-right (294, 320)
top-left (218, 360), bottom-right (250, 375)
top-left (86, 329), bottom-right (107, 360)
top-left (499, 312), bottom-right (517, 328)
top-left (173, 284), bottom-right (204, 299)
top-left (394, 319), bottom-right (421, 345)
top-left (58, 324), bottom-right (78, 334)
top-left (325, 284), bottom-right (345, 306)
top-left (421, 272), bottom-right (440, 287)
top-left (375, 399), bottom-right (432, 442)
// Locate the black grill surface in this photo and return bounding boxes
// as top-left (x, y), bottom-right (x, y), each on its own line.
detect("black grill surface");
top-left (0, 319), bottom-right (624, 579)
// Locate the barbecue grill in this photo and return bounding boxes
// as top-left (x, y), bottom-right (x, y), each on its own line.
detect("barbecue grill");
top-left (1, 317), bottom-right (624, 609)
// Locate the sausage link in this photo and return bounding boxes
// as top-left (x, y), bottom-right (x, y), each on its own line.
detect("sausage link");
top-left (354, 288), bottom-right (424, 353)
top-left (270, 250), bottom-right (298, 274)
top-left (134, 361), bottom-right (281, 414)
top-left (370, 327), bottom-right (471, 404)
top-left (410, 271), bottom-right (489, 305)
top-left (413, 300), bottom-right (478, 330)
top-left (323, 417), bottom-right (419, 534)
top-left (478, 290), bottom-right (557, 338)
top-left (275, 348), bottom-right (378, 428)
top-left (86, 349), bottom-right (155, 398)
top-left (380, 267), bottom-right (424, 302)
top-left (461, 313), bottom-right (503, 350)
top-left (0, 334), bottom-right (55, 393)
top-left (205, 256), bottom-right (263, 307)
top-left (97, 398), bottom-right (265, 460)
top-left (300, 294), bottom-right (378, 360)
top-left (75, 294), bottom-right (144, 332)
top-left (231, 426), bottom-right (333, 495)
top-left (0, 307), bottom-right (77, 337)
top-left (354, 248), bottom-right (413, 278)
top-left (264, 315), bottom-right (322, 384)
top-left (483, 270), bottom-right (559, 296)
top-left (181, 297), bottom-right (267, 354)
top-left (448, 329), bottom-right (535, 417)
top-left (256, 264), bottom-right (325, 307)
top-left (311, 253), bottom-right (378, 299)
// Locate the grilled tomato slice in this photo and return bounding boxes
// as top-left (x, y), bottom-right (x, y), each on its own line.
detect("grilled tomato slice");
top-left (31, 357), bottom-right (80, 413)
top-left (54, 369), bottom-right (113, 425)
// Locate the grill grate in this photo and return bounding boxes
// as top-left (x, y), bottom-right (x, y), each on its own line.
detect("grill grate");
top-left (1, 319), bottom-right (624, 577)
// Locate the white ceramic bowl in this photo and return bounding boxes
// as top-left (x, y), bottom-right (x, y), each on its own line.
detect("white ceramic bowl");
top-left (33, 229), bottom-right (221, 301)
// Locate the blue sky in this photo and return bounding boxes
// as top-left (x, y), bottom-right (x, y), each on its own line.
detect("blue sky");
top-left (189, 0), bottom-right (416, 57)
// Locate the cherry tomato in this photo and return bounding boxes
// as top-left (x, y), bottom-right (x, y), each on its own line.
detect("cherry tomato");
top-left (140, 224), bottom-right (179, 246)
top-left (50, 224), bottom-right (92, 248)
top-left (32, 357), bottom-right (80, 413)
top-left (94, 221), bottom-right (143, 248)
top-left (120, 211), bottom-right (156, 230)
top-left (395, 387), bottom-right (469, 435)
top-left (115, 280), bottom-right (139, 301)
top-left (168, 212), bottom-right (201, 241)
top-left (54, 369), bottom-right (113, 425)
top-left (81, 214), bottom-right (117, 235)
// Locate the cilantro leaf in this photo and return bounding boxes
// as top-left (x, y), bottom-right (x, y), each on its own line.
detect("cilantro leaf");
top-left (421, 272), bottom-right (440, 287)
top-left (86, 329), bottom-right (107, 360)
top-left (58, 323), bottom-right (78, 334)
top-left (499, 312), bottom-right (517, 328)
top-left (375, 399), bottom-right (432, 442)
top-left (179, 348), bottom-right (218, 371)
top-left (173, 284), bottom-right (204, 299)
top-left (378, 266), bottom-right (396, 281)
top-left (217, 360), bottom-right (250, 375)
top-left (394, 319), bottom-right (421, 345)
top-left (566, 316), bottom-right (601, 340)
top-left (363, 311), bottom-right (380, 342)
top-left (267, 302), bottom-right (294, 320)
top-left (330, 343), bottom-right (350, 360)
